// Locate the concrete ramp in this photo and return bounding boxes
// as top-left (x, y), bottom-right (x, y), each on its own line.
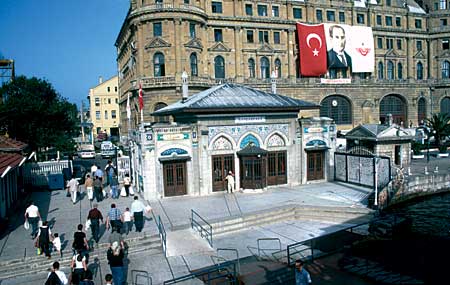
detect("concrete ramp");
top-left (166, 228), bottom-right (214, 257)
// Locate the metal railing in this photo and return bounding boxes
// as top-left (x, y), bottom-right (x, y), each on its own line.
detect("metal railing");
top-left (163, 260), bottom-right (238, 285)
top-left (257, 238), bottom-right (282, 261)
top-left (132, 269), bottom-right (152, 285)
top-left (216, 248), bottom-right (240, 274)
top-left (191, 209), bottom-right (213, 247)
top-left (157, 216), bottom-right (167, 256)
top-left (286, 222), bottom-right (371, 266)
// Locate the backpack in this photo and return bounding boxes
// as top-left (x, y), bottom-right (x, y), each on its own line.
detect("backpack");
top-left (45, 271), bottom-right (62, 285)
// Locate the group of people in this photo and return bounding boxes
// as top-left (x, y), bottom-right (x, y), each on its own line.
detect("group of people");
top-left (45, 261), bottom-right (115, 285)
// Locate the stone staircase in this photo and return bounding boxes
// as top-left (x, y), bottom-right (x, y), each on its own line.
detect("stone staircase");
top-left (0, 234), bottom-right (162, 280)
top-left (209, 205), bottom-right (374, 237)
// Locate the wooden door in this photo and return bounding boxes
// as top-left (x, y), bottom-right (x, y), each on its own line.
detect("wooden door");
top-left (212, 155), bottom-right (234, 192)
top-left (268, 151), bottom-right (287, 185)
top-left (240, 156), bottom-right (266, 189)
top-left (163, 161), bottom-right (187, 197)
top-left (307, 151), bottom-right (324, 181)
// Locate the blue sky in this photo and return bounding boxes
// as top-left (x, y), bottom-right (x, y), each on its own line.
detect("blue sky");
top-left (0, 0), bottom-right (129, 107)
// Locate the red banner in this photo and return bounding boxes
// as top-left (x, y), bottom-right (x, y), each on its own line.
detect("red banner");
top-left (138, 83), bottom-right (144, 111)
top-left (296, 23), bottom-right (327, 76)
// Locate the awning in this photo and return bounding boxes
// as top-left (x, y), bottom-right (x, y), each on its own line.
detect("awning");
top-left (237, 144), bottom-right (268, 156)
top-left (304, 146), bottom-right (330, 152)
top-left (158, 155), bottom-right (191, 162)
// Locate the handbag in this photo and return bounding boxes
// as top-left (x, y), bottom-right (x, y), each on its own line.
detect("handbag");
top-left (85, 219), bottom-right (91, 230)
top-left (129, 185), bottom-right (135, 195)
top-left (24, 220), bottom-right (30, 230)
top-left (120, 187), bottom-right (127, 197)
top-left (38, 220), bottom-right (43, 227)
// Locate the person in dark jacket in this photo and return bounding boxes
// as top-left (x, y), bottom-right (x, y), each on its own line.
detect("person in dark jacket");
top-left (35, 220), bottom-right (53, 259)
top-left (107, 241), bottom-right (125, 285)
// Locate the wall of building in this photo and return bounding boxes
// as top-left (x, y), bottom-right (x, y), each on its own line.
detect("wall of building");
top-left (89, 76), bottom-right (120, 136)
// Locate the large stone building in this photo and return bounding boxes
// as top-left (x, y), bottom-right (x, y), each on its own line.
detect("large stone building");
top-left (88, 76), bottom-right (120, 137)
top-left (116, 0), bottom-right (450, 133)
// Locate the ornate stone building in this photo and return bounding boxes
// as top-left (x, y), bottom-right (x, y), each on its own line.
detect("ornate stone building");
top-left (116, 0), bottom-right (450, 134)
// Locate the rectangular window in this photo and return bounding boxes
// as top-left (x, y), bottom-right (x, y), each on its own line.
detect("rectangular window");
top-left (316, 10), bottom-right (323, 21)
top-left (108, 98), bottom-right (111, 104)
top-left (385, 16), bottom-right (392, 26)
top-left (326, 10), bottom-right (335, 22)
top-left (272, 6), bottom-right (279, 17)
top-left (443, 39), bottom-right (449, 50)
top-left (415, 19), bottom-right (422, 29)
top-left (441, 19), bottom-right (448, 26)
top-left (273, 31), bottom-right (280, 44)
top-left (214, 29), bottom-right (223, 42)
top-left (440, 0), bottom-right (447, 9)
top-left (96, 111), bottom-right (100, 120)
top-left (259, 30), bottom-right (269, 43)
top-left (386, 0), bottom-right (391, 6)
top-left (339, 11), bottom-right (345, 23)
top-left (111, 110), bottom-right (117, 119)
top-left (104, 111), bottom-right (108, 120)
top-left (257, 5), bottom-right (267, 16)
top-left (376, 15), bottom-right (382, 25)
top-left (153, 22), bottom-right (162, 37)
top-left (190, 22), bottom-right (196, 38)
top-left (386, 38), bottom-right (393, 49)
top-left (396, 16), bottom-right (401, 27)
top-left (293, 8), bottom-right (302, 19)
top-left (246, 30), bottom-right (254, 43)
top-left (107, 87), bottom-right (110, 92)
top-left (377, 37), bottom-right (383, 49)
top-left (357, 13), bottom-right (365, 24)
top-left (115, 98), bottom-right (118, 104)
top-left (397, 39), bottom-right (402, 50)
top-left (95, 98), bottom-right (100, 107)
top-left (184, 0), bottom-right (190, 4)
top-left (245, 4), bottom-right (253, 16)
top-left (212, 2), bottom-right (222, 13)
top-left (416, 40), bottom-right (422, 51)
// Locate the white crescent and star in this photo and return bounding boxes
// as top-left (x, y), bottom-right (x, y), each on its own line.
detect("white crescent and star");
top-left (306, 33), bottom-right (322, 56)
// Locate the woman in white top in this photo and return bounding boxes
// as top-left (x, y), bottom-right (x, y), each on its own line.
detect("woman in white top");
top-left (123, 207), bottom-right (132, 235)
top-left (70, 250), bottom-right (87, 285)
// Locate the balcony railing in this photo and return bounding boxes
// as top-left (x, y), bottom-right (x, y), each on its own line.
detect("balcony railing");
top-left (140, 2), bottom-right (205, 15)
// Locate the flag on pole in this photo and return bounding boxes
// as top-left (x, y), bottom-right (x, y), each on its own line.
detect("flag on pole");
top-left (296, 23), bottom-right (328, 76)
top-left (126, 93), bottom-right (131, 120)
top-left (138, 83), bottom-right (144, 111)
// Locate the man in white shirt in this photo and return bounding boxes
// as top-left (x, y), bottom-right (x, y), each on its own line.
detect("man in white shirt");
top-left (91, 163), bottom-right (98, 177)
top-left (131, 196), bottom-right (147, 232)
top-left (24, 201), bottom-right (40, 239)
top-left (46, 261), bottom-right (68, 285)
top-left (66, 176), bottom-right (79, 204)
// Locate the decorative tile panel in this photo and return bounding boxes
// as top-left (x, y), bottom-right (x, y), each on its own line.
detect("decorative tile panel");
top-left (267, 134), bottom-right (285, 147)
top-left (212, 136), bottom-right (233, 150)
top-left (208, 124), bottom-right (289, 146)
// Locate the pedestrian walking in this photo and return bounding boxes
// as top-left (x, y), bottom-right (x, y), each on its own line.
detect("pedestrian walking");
top-left (131, 196), bottom-right (146, 232)
top-left (93, 175), bottom-right (103, 202)
top-left (105, 160), bottom-right (116, 186)
top-left (45, 261), bottom-right (68, 285)
top-left (24, 200), bottom-right (41, 239)
top-left (67, 175), bottom-right (79, 204)
top-left (72, 224), bottom-right (89, 256)
top-left (110, 174), bottom-right (119, 199)
top-left (70, 249), bottom-right (87, 285)
top-left (84, 174), bottom-right (94, 201)
top-left (105, 273), bottom-right (113, 285)
top-left (108, 227), bottom-right (125, 249)
top-left (87, 203), bottom-right (103, 244)
top-left (95, 167), bottom-right (104, 184)
top-left (106, 203), bottom-right (123, 232)
top-left (295, 260), bottom-right (312, 285)
top-left (79, 269), bottom-right (94, 285)
top-left (123, 207), bottom-right (132, 235)
top-left (90, 163), bottom-right (97, 178)
top-left (107, 242), bottom-right (125, 285)
top-left (52, 233), bottom-right (62, 258)
top-left (225, 171), bottom-right (235, 193)
top-left (35, 220), bottom-right (53, 259)
top-left (123, 174), bottom-right (131, 196)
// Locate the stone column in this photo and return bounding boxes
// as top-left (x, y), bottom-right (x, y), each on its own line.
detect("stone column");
top-left (234, 27), bottom-right (243, 82)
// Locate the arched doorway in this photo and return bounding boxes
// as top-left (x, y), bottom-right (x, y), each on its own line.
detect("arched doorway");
top-left (441, 97), bottom-right (450, 116)
top-left (237, 144), bottom-right (267, 189)
top-left (379, 94), bottom-right (407, 125)
top-left (417, 97), bottom-right (426, 124)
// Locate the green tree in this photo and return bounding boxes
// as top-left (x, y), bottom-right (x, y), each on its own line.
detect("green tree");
top-left (425, 113), bottom-right (450, 153)
top-left (0, 76), bottom-right (79, 153)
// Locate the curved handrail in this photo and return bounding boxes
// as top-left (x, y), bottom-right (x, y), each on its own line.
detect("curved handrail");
top-left (257, 238), bottom-right (282, 260)
top-left (191, 209), bottom-right (213, 247)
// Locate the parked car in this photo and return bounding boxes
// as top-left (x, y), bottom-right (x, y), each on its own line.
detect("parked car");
top-left (78, 144), bottom-right (96, 159)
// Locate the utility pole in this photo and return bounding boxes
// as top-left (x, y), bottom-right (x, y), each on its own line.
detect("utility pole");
top-left (80, 101), bottom-right (85, 142)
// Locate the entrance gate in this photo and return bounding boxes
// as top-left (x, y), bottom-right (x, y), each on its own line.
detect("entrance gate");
top-left (334, 152), bottom-right (391, 189)
top-left (307, 151), bottom-right (324, 181)
top-left (163, 161), bottom-right (187, 197)
top-left (212, 154), bottom-right (234, 191)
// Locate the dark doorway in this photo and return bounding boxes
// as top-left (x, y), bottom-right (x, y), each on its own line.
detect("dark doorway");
top-left (240, 156), bottom-right (266, 189)
top-left (379, 95), bottom-right (407, 125)
top-left (268, 151), bottom-right (287, 185)
top-left (395, 145), bottom-right (401, 165)
top-left (307, 151), bottom-right (324, 180)
top-left (212, 154), bottom-right (234, 192)
top-left (163, 161), bottom-right (187, 197)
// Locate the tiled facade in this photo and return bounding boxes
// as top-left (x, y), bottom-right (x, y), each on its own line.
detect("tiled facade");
top-left (116, 0), bottom-right (450, 133)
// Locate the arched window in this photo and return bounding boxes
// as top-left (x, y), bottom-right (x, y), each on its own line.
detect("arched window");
top-left (387, 60), bottom-right (394, 80)
top-left (260, 57), bottom-right (270, 79)
top-left (190, 53), bottom-right (198, 76)
top-left (275, 58), bottom-right (281, 78)
top-left (320, 95), bottom-right (352, 124)
top-left (248, 58), bottom-right (255, 78)
top-left (154, 102), bottom-right (169, 123)
top-left (214, 56), bottom-right (225, 79)
top-left (397, 62), bottom-right (403, 79)
top-left (378, 62), bottom-right (384, 79)
top-left (154, 52), bottom-right (165, 77)
top-left (442, 61), bottom-right (450, 79)
top-left (417, 97), bottom-right (426, 124)
top-left (441, 97), bottom-right (450, 116)
top-left (417, 62), bottom-right (423, 80)
top-left (379, 94), bottom-right (407, 125)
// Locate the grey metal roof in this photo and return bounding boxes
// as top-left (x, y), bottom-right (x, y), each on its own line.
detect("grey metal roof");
top-left (346, 124), bottom-right (413, 141)
top-left (152, 83), bottom-right (318, 116)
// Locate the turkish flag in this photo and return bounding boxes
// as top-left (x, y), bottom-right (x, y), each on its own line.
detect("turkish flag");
top-left (296, 23), bottom-right (327, 76)
top-left (138, 83), bottom-right (144, 111)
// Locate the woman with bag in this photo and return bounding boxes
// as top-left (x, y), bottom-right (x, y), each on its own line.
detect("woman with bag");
top-left (35, 221), bottom-right (53, 259)
top-left (70, 249), bottom-right (87, 285)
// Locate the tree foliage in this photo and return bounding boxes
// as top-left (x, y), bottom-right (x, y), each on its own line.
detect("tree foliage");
top-left (0, 76), bottom-right (79, 152)
top-left (425, 113), bottom-right (450, 152)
